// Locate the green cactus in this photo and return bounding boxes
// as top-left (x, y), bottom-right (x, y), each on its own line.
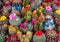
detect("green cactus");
top-left (24, 11), bottom-right (32, 22)
top-left (0, 33), bottom-right (5, 42)
top-left (23, 0), bottom-right (30, 7)
top-left (39, 22), bottom-right (43, 30)
top-left (9, 16), bottom-right (21, 26)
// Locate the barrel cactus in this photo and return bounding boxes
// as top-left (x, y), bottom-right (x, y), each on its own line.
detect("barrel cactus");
top-left (45, 30), bottom-right (58, 42)
top-left (9, 13), bottom-right (21, 26)
top-left (44, 15), bottom-right (55, 30)
top-left (3, 1), bottom-right (11, 11)
top-left (33, 30), bottom-right (46, 42)
top-left (31, 0), bottom-right (42, 9)
top-left (20, 23), bottom-right (27, 33)
top-left (8, 25), bottom-right (17, 35)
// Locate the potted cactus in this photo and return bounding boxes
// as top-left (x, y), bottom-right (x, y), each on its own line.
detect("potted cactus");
top-left (9, 13), bottom-right (21, 26)
top-left (33, 30), bottom-right (46, 42)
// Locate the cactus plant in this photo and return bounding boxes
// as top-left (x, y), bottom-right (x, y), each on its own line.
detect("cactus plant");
top-left (43, 6), bottom-right (53, 15)
top-left (46, 30), bottom-right (58, 42)
top-left (24, 11), bottom-right (32, 22)
top-left (9, 13), bottom-right (21, 26)
top-left (28, 22), bottom-right (33, 31)
top-left (0, 15), bottom-right (8, 24)
top-left (44, 15), bottom-right (55, 30)
top-left (3, 1), bottom-right (11, 11)
top-left (8, 25), bottom-right (17, 34)
top-left (26, 31), bottom-right (32, 41)
top-left (0, 33), bottom-right (5, 42)
top-left (17, 30), bottom-right (22, 40)
top-left (31, 0), bottom-right (42, 9)
top-left (20, 23), bottom-right (27, 33)
top-left (52, 1), bottom-right (60, 10)
top-left (23, 0), bottom-right (30, 7)
top-left (33, 30), bottom-right (46, 42)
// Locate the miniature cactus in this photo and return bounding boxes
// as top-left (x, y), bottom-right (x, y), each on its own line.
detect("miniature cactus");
top-left (0, 15), bottom-right (8, 24)
top-left (43, 6), bottom-right (53, 15)
top-left (20, 23), bottom-right (27, 33)
top-left (8, 25), bottom-right (17, 34)
top-left (26, 31), bottom-right (33, 41)
top-left (3, 1), bottom-right (11, 11)
top-left (24, 19), bottom-right (29, 27)
top-left (44, 15), bottom-right (55, 30)
top-left (34, 21), bottom-right (38, 32)
top-left (32, 10), bottom-right (38, 19)
top-left (33, 30), bottom-right (46, 42)
top-left (36, 6), bottom-right (44, 16)
top-left (2, 9), bottom-right (9, 17)
top-left (39, 22), bottom-right (43, 30)
top-left (23, 0), bottom-right (30, 7)
top-left (17, 30), bottom-right (22, 40)
top-left (24, 11), bottom-right (32, 22)
top-left (9, 13), bottom-right (21, 26)
top-left (31, 0), bottom-right (42, 9)
top-left (11, 34), bottom-right (17, 42)
top-left (20, 34), bottom-right (29, 42)
top-left (46, 30), bottom-right (58, 42)
top-left (52, 1), bottom-right (60, 10)
top-left (28, 22), bottom-right (33, 31)
top-left (11, 10), bottom-right (21, 16)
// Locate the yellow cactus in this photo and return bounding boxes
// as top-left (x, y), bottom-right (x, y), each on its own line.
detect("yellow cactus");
top-left (0, 16), bottom-right (6, 21)
top-left (56, 9), bottom-right (60, 15)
